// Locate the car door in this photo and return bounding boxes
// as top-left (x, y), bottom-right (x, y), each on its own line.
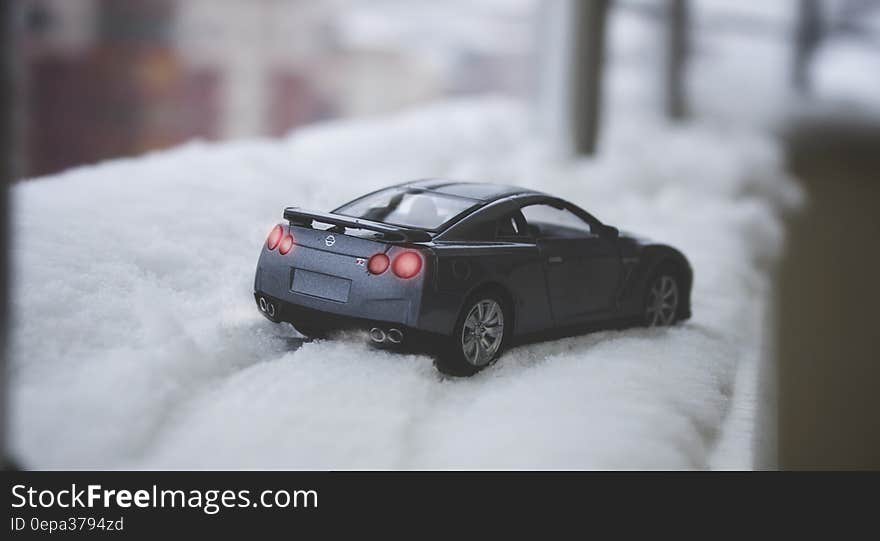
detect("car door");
top-left (520, 203), bottom-right (622, 325)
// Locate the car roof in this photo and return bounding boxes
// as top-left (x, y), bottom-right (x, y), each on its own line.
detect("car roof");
top-left (403, 179), bottom-right (541, 202)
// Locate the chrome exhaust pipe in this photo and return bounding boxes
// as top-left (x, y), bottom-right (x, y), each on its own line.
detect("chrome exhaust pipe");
top-left (369, 328), bottom-right (386, 343)
top-left (387, 328), bottom-right (403, 344)
top-left (258, 297), bottom-right (268, 312)
top-left (266, 302), bottom-right (276, 317)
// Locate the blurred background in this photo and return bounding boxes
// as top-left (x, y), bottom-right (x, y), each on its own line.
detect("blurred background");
top-left (2, 0), bottom-right (879, 469)
top-left (11, 0), bottom-right (539, 178)
top-left (8, 0), bottom-right (880, 175)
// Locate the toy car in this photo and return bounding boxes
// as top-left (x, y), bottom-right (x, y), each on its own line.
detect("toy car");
top-left (254, 180), bottom-right (692, 375)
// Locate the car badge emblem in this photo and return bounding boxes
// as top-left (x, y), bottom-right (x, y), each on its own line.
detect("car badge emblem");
top-left (355, 257), bottom-right (366, 267)
top-left (325, 234), bottom-right (336, 247)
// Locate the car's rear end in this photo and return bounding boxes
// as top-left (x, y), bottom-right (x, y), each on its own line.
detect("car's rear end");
top-left (253, 209), bottom-right (433, 342)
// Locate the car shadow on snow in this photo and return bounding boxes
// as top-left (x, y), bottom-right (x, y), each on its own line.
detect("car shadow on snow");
top-left (276, 316), bottom-right (690, 379)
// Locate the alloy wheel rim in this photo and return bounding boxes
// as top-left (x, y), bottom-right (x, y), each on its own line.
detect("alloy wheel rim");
top-left (461, 299), bottom-right (504, 366)
top-left (646, 275), bottom-right (679, 326)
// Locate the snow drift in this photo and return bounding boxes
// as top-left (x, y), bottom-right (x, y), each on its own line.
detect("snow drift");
top-left (9, 98), bottom-right (800, 469)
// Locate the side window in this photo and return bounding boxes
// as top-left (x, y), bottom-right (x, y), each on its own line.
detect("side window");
top-left (521, 204), bottom-right (592, 238)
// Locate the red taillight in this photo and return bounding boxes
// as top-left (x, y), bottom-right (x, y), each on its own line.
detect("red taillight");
top-left (279, 234), bottom-right (294, 255)
top-left (392, 252), bottom-right (422, 279)
top-left (368, 253), bottom-right (390, 275)
top-left (266, 225), bottom-right (283, 250)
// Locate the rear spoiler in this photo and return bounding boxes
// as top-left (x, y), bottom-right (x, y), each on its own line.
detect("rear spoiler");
top-left (283, 207), bottom-right (432, 243)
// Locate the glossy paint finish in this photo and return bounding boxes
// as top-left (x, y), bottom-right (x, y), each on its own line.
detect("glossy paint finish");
top-left (254, 225), bottom-right (427, 328)
top-left (254, 180), bottom-right (692, 339)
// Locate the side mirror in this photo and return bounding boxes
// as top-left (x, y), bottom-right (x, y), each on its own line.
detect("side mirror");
top-left (599, 225), bottom-right (619, 238)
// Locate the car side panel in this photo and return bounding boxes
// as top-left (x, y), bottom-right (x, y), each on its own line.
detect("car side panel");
top-left (417, 242), bottom-right (553, 336)
top-left (536, 236), bottom-right (623, 323)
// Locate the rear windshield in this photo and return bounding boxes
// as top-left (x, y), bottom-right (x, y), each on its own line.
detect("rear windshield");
top-left (334, 187), bottom-right (478, 230)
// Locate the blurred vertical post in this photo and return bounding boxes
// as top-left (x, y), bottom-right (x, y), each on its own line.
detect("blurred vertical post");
top-left (792, 0), bottom-right (823, 93)
top-left (536, 0), bottom-right (609, 157)
top-left (571, 0), bottom-right (609, 155)
top-left (0, 0), bottom-right (12, 468)
top-left (664, 0), bottom-right (689, 120)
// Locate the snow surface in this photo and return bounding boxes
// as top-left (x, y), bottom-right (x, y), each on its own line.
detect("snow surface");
top-left (9, 98), bottom-right (801, 469)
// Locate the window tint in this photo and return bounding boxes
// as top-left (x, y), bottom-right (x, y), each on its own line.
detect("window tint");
top-left (335, 188), bottom-right (477, 230)
top-left (521, 204), bottom-right (592, 237)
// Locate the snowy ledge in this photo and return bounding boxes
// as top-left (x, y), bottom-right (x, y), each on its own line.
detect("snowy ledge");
top-left (10, 98), bottom-right (801, 469)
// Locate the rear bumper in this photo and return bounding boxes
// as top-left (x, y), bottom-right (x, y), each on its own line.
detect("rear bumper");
top-left (254, 291), bottom-right (416, 332)
top-left (254, 242), bottom-right (426, 328)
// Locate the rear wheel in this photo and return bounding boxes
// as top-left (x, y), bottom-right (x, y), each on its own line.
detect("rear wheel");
top-left (437, 294), bottom-right (509, 376)
top-left (643, 269), bottom-right (681, 327)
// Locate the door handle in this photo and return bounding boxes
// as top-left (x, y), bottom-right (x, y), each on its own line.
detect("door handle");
top-left (548, 256), bottom-right (564, 264)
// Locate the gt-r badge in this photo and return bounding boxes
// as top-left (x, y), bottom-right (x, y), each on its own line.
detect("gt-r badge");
top-left (325, 234), bottom-right (336, 247)
top-left (355, 257), bottom-right (366, 267)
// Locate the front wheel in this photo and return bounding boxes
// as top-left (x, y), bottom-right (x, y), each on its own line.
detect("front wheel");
top-left (437, 295), bottom-right (509, 376)
top-left (643, 271), bottom-right (681, 327)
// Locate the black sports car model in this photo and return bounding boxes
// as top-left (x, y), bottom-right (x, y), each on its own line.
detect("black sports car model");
top-left (254, 180), bottom-right (692, 375)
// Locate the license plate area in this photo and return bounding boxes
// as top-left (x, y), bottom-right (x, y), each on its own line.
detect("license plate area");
top-left (290, 269), bottom-right (351, 303)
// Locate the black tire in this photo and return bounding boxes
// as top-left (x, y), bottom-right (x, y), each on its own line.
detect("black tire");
top-left (436, 291), bottom-right (511, 376)
top-left (642, 264), bottom-right (682, 327)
